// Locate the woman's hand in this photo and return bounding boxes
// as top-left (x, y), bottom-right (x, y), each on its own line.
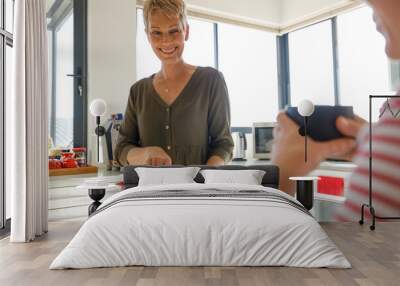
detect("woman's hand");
top-left (145, 147), bottom-right (173, 166)
top-left (271, 112), bottom-right (363, 195)
top-left (127, 146), bottom-right (172, 166)
top-left (207, 155), bottom-right (225, 166)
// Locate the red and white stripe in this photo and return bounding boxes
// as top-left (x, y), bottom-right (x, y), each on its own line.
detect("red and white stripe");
top-left (336, 98), bottom-right (400, 221)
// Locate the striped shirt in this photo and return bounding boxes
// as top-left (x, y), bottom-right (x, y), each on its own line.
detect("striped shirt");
top-left (336, 97), bottom-right (400, 221)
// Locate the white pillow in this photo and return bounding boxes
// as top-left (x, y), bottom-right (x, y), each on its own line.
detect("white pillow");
top-left (135, 167), bottom-right (201, 186)
top-left (200, 169), bottom-right (266, 185)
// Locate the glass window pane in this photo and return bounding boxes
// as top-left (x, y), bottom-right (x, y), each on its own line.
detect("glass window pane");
top-left (289, 20), bottom-right (335, 106)
top-left (48, 30), bottom-right (53, 134)
top-left (136, 9), bottom-right (216, 80)
top-left (54, 12), bottom-right (74, 147)
top-left (0, 39), bottom-right (3, 227)
top-left (0, 1), bottom-right (2, 29)
top-left (5, 44), bottom-right (12, 219)
top-left (337, 6), bottom-right (392, 120)
top-left (218, 23), bottom-right (279, 126)
top-left (183, 18), bottom-right (215, 67)
top-left (6, 0), bottom-right (14, 33)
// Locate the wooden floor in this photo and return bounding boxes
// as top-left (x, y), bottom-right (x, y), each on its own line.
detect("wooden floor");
top-left (0, 220), bottom-right (399, 286)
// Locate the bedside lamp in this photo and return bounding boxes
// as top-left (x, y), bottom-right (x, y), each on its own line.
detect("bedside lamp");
top-left (298, 99), bottom-right (315, 162)
top-left (90, 99), bottom-right (107, 162)
top-left (291, 100), bottom-right (317, 211)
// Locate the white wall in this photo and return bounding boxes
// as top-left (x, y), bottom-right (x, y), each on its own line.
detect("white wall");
top-left (281, 0), bottom-right (355, 26)
top-left (186, 0), bottom-right (281, 26)
top-left (87, 0), bottom-right (137, 164)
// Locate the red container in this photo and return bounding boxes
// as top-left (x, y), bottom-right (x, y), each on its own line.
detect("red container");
top-left (317, 176), bottom-right (344, 196)
top-left (48, 159), bottom-right (62, 169)
top-left (72, 147), bottom-right (87, 167)
top-left (61, 152), bottom-right (78, 168)
top-left (62, 158), bottom-right (78, 168)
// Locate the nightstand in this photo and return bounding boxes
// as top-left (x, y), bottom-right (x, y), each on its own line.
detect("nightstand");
top-left (48, 170), bottom-right (122, 220)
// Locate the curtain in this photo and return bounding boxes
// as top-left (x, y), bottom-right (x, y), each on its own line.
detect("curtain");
top-left (8, 0), bottom-right (48, 242)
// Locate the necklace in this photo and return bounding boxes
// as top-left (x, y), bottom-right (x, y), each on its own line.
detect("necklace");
top-left (158, 67), bottom-right (190, 93)
top-left (157, 74), bottom-right (170, 93)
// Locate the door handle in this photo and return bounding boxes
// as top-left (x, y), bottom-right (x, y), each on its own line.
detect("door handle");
top-left (67, 74), bottom-right (84, 97)
top-left (66, 74), bottom-right (82, 78)
top-left (78, 85), bottom-right (83, 97)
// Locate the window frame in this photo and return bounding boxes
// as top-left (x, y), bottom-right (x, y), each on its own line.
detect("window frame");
top-left (0, 0), bottom-right (14, 235)
top-left (47, 0), bottom-right (88, 149)
top-left (277, 34), bottom-right (291, 109)
top-left (283, 18), bottom-right (339, 107)
top-left (283, 11), bottom-right (395, 108)
top-left (331, 17), bottom-right (340, 106)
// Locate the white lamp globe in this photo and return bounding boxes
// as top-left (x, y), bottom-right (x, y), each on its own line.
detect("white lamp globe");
top-left (298, 99), bottom-right (315, 117)
top-left (90, 99), bottom-right (107, 117)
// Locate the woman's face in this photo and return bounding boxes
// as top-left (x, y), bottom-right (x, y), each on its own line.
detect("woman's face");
top-left (147, 9), bottom-right (189, 65)
top-left (368, 0), bottom-right (400, 59)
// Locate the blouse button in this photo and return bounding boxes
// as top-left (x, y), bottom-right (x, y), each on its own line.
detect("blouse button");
top-left (166, 107), bottom-right (170, 112)
top-left (167, 146), bottom-right (171, 150)
top-left (165, 125), bottom-right (169, 130)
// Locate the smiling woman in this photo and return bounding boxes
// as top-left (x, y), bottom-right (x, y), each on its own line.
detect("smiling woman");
top-left (114, 0), bottom-right (234, 167)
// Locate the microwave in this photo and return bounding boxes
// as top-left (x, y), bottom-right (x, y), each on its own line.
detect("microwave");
top-left (252, 122), bottom-right (276, 159)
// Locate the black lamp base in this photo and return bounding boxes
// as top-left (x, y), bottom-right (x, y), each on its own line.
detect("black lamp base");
top-left (290, 177), bottom-right (319, 211)
top-left (296, 180), bottom-right (314, 210)
top-left (88, 188), bottom-right (106, 216)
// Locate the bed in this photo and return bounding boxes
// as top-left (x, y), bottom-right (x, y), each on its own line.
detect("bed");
top-left (50, 165), bottom-right (350, 269)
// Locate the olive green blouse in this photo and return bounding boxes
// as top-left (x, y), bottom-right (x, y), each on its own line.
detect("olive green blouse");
top-left (114, 66), bottom-right (234, 166)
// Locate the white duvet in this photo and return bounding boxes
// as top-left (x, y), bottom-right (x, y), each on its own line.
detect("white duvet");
top-left (50, 183), bottom-right (351, 269)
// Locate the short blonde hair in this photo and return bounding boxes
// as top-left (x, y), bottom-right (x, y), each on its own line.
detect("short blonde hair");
top-left (143, 0), bottom-right (188, 31)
